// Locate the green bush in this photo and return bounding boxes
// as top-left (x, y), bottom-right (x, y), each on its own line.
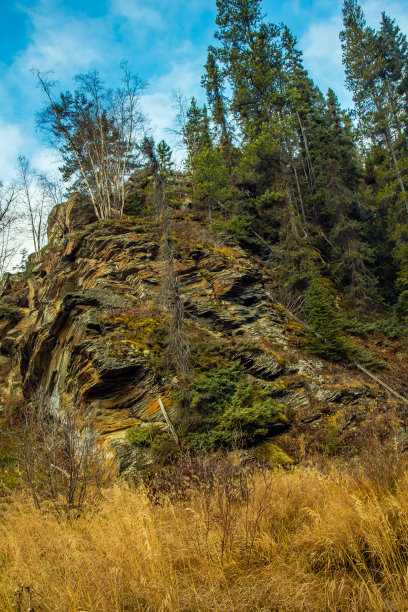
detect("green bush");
top-left (213, 380), bottom-right (287, 446)
top-left (126, 424), bottom-right (163, 446)
top-left (178, 364), bottom-right (288, 451)
top-left (126, 423), bottom-right (178, 469)
top-left (190, 363), bottom-right (242, 414)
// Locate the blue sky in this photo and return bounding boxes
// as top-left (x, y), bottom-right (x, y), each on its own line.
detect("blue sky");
top-left (1, 0), bottom-right (408, 182)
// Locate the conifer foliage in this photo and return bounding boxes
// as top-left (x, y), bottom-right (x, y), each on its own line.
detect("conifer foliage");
top-left (304, 276), bottom-right (350, 362)
top-left (175, 0), bottom-right (408, 337)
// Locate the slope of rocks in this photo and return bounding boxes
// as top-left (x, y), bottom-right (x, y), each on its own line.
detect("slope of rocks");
top-left (0, 192), bottom-right (407, 470)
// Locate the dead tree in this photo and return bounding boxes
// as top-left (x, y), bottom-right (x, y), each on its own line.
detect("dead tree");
top-left (161, 214), bottom-right (190, 378)
top-left (16, 156), bottom-right (51, 260)
top-left (142, 136), bottom-right (190, 378)
top-left (0, 182), bottom-right (18, 276)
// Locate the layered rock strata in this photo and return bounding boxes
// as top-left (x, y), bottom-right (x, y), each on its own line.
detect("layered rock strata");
top-left (0, 196), bottom-right (407, 468)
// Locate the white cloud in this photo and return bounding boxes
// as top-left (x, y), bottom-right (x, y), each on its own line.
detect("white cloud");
top-left (0, 0), bottom-right (215, 267)
top-left (31, 146), bottom-right (60, 177)
top-left (0, 1), bottom-right (210, 184)
top-left (0, 118), bottom-right (33, 183)
top-left (301, 10), bottom-right (353, 106)
top-left (140, 57), bottom-right (206, 164)
top-left (13, 8), bottom-right (113, 76)
top-left (111, 0), bottom-right (165, 28)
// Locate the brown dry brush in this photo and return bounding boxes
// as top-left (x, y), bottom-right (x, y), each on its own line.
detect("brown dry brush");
top-left (1, 388), bottom-right (114, 515)
top-left (3, 450), bottom-right (408, 611)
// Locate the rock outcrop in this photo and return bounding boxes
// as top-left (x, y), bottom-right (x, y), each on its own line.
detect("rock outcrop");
top-left (0, 195), bottom-right (407, 470)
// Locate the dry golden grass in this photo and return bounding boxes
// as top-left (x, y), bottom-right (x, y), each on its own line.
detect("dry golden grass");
top-left (2, 459), bottom-right (408, 611)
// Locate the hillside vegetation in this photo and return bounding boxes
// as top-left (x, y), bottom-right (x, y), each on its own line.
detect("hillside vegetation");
top-left (1, 0), bottom-right (408, 609)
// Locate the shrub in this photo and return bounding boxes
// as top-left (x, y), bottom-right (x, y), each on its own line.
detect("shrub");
top-left (2, 389), bottom-right (114, 514)
top-left (126, 424), bottom-right (160, 446)
top-left (214, 380), bottom-right (287, 446)
top-left (177, 364), bottom-right (288, 451)
top-left (190, 363), bottom-right (242, 414)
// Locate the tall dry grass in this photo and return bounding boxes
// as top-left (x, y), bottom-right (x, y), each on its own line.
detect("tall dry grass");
top-left (2, 457), bottom-right (408, 611)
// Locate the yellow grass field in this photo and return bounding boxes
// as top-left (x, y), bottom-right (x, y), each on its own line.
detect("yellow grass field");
top-left (2, 457), bottom-right (408, 611)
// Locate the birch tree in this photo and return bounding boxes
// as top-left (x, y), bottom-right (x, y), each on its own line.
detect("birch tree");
top-left (34, 64), bottom-right (146, 220)
top-left (0, 182), bottom-right (18, 276)
top-left (16, 156), bottom-right (50, 260)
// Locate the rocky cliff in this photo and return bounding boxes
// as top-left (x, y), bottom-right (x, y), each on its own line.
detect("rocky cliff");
top-left (1, 188), bottom-right (407, 473)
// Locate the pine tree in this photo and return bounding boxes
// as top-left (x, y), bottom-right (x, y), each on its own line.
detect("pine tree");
top-left (376, 13), bottom-right (408, 141)
top-left (183, 98), bottom-right (213, 173)
top-left (211, 0), bottom-right (316, 276)
top-left (156, 140), bottom-right (173, 175)
top-left (340, 1), bottom-right (408, 303)
top-left (340, 0), bottom-right (408, 219)
top-left (280, 26), bottom-right (319, 200)
top-left (307, 89), bottom-right (376, 303)
top-left (202, 49), bottom-right (231, 148)
top-left (141, 136), bottom-right (164, 216)
top-left (304, 275), bottom-right (349, 362)
top-left (191, 148), bottom-right (230, 221)
top-left (214, 0), bottom-right (263, 56)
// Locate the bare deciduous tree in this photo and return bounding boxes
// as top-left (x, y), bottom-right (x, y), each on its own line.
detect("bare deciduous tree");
top-left (168, 89), bottom-right (197, 174)
top-left (16, 156), bottom-right (51, 260)
top-left (37, 170), bottom-right (65, 209)
top-left (34, 63), bottom-right (146, 220)
top-left (0, 182), bottom-right (19, 277)
top-left (3, 389), bottom-right (114, 515)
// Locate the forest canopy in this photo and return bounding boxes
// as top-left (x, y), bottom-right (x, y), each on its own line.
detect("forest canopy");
top-left (2, 0), bottom-right (408, 339)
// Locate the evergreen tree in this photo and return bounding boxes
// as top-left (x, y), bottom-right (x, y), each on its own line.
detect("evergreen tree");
top-left (156, 140), bottom-right (173, 175)
top-left (280, 26), bottom-right (319, 200)
top-left (307, 89), bottom-right (375, 303)
top-left (201, 49), bottom-right (232, 148)
top-left (376, 13), bottom-right (408, 139)
top-left (340, 0), bottom-right (408, 219)
top-left (304, 275), bottom-right (350, 362)
top-left (341, 1), bottom-right (408, 302)
top-left (141, 136), bottom-right (164, 215)
top-left (214, 0), bottom-right (263, 57)
top-left (191, 148), bottom-right (230, 221)
top-left (183, 98), bottom-right (213, 173)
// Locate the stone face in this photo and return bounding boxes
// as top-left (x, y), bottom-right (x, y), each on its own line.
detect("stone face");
top-left (0, 204), bottom-right (407, 469)
top-left (48, 195), bottom-right (97, 244)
